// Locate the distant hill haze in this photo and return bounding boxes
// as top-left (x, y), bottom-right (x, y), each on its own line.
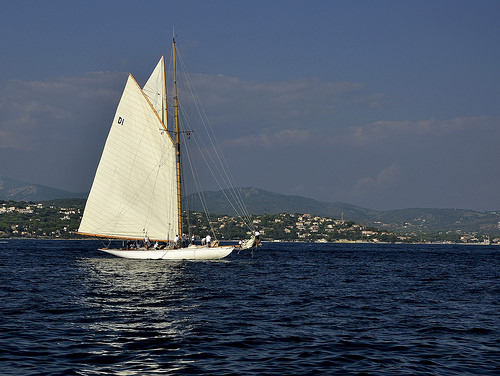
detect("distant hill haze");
top-left (0, 176), bottom-right (87, 202)
top-left (1, 177), bottom-right (499, 235)
top-left (185, 187), bottom-right (500, 235)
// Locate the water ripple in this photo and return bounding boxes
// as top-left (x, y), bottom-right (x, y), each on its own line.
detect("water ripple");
top-left (0, 240), bottom-right (498, 375)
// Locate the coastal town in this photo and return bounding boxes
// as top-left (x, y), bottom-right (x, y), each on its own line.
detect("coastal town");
top-left (0, 199), bottom-right (497, 244)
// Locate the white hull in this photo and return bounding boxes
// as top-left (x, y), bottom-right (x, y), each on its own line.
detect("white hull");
top-left (99, 245), bottom-right (234, 260)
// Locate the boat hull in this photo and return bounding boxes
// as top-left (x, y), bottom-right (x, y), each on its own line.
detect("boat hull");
top-left (98, 245), bottom-right (234, 260)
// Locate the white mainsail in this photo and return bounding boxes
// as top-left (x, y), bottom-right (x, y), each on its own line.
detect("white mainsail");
top-left (78, 67), bottom-right (178, 241)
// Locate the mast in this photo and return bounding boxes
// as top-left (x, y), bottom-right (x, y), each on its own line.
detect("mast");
top-left (173, 36), bottom-right (182, 238)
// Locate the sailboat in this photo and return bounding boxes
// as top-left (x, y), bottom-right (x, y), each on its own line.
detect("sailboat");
top-left (78, 37), bottom-right (257, 259)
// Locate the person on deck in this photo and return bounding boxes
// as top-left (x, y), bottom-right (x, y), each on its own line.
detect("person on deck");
top-left (206, 234), bottom-right (211, 247)
top-left (174, 235), bottom-right (180, 249)
top-left (255, 230), bottom-right (260, 246)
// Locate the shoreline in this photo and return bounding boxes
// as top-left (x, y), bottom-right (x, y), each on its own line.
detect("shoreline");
top-left (1, 238), bottom-right (497, 246)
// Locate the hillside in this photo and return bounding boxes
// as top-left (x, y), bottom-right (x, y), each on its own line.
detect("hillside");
top-left (186, 187), bottom-right (500, 235)
top-left (185, 187), bottom-right (376, 217)
top-left (2, 175), bottom-right (499, 236)
top-left (0, 176), bottom-right (87, 201)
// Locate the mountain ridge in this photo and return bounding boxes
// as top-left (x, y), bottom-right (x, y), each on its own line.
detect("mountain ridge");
top-left (1, 177), bottom-right (499, 235)
top-left (0, 176), bottom-right (87, 201)
top-left (186, 187), bottom-right (500, 235)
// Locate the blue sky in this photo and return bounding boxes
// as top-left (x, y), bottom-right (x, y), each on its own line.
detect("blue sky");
top-left (1, 0), bottom-right (499, 210)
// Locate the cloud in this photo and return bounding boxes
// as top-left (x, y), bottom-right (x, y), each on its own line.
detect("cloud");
top-left (228, 129), bottom-right (313, 148)
top-left (339, 116), bottom-right (497, 146)
top-left (2, 69), bottom-right (499, 210)
top-left (0, 72), bottom-right (126, 150)
top-left (180, 73), bottom-right (383, 135)
top-left (218, 114), bottom-right (500, 210)
top-left (220, 115), bottom-right (500, 156)
top-left (0, 71), bottom-right (382, 154)
top-left (0, 72), bottom-right (126, 190)
top-left (352, 163), bottom-right (400, 196)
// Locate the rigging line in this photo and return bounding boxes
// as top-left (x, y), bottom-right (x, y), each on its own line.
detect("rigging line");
top-left (176, 103), bottom-right (251, 226)
top-left (142, 88), bottom-right (165, 120)
top-left (179, 152), bottom-right (190, 237)
top-left (174, 47), bottom-right (254, 234)
top-left (181, 107), bottom-right (254, 231)
top-left (176, 101), bottom-right (231, 229)
top-left (190, 132), bottom-right (254, 233)
top-left (177, 57), bottom-right (228, 178)
top-left (176, 52), bottom-right (254, 227)
top-left (181, 129), bottom-right (225, 237)
top-left (176, 51), bottom-right (228, 169)
top-left (181, 131), bottom-right (216, 237)
top-left (178, 132), bottom-right (209, 240)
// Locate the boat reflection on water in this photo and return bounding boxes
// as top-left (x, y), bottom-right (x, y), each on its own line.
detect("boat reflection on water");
top-left (75, 256), bottom-right (200, 340)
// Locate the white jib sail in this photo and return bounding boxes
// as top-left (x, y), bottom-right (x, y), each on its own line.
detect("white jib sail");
top-left (143, 56), bottom-right (167, 127)
top-left (79, 72), bottom-right (178, 241)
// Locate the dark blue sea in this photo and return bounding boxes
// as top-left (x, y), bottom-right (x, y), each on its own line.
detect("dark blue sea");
top-left (0, 240), bottom-right (498, 375)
